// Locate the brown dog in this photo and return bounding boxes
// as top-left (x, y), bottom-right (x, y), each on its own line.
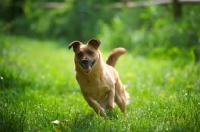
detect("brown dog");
top-left (69, 39), bottom-right (129, 117)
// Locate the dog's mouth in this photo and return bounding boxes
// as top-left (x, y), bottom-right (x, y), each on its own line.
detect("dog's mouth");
top-left (79, 59), bottom-right (95, 73)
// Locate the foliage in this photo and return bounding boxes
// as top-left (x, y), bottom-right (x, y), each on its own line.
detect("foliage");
top-left (1, 1), bottom-right (200, 61)
top-left (0, 0), bottom-right (117, 42)
top-left (97, 5), bottom-right (200, 60)
top-left (0, 35), bottom-right (200, 131)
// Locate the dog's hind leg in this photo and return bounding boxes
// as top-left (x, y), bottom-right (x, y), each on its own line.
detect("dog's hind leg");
top-left (115, 93), bottom-right (126, 113)
top-left (114, 81), bottom-right (129, 115)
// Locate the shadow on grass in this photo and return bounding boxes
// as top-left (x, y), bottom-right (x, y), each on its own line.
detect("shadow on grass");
top-left (55, 110), bottom-right (121, 132)
top-left (67, 110), bottom-right (119, 132)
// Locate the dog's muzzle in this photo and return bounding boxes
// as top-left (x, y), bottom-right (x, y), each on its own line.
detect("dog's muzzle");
top-left (79, 59), bottom-right (95, 73)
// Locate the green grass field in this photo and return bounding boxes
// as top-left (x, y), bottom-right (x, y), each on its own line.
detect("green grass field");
top-left (0, 35), bottom-right (200, 132)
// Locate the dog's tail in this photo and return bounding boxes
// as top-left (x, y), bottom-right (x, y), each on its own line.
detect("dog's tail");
top-left (106, 48), bottom-right (126, 67)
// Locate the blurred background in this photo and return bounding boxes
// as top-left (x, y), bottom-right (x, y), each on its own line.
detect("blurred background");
top-left (0, 0), bottom-right (200, 62)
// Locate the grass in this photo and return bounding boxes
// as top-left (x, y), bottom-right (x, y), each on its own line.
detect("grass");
top-left (0, 35), bottom-right (200, 132)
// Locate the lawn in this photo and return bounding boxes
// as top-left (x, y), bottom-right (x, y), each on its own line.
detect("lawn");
top-left (0, 35), bottom-right (199, 132)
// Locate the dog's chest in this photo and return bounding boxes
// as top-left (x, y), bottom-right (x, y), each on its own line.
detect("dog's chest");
top-left (77, 75), bottom-right (114, 100)
top-left (83, 84), bottom-right (111, 101)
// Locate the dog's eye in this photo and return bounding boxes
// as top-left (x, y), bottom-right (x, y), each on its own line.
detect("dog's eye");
top-left (77, 52), bottom-right (83, 57)
top-left (87, 50), bottom-right (94, 55)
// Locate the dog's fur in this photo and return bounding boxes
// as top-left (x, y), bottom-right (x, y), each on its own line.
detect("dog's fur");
top-left (69, 39), bottom-right (129, 117)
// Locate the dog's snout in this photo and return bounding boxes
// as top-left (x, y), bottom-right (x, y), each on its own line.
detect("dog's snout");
top-left (82, 59), bottom-right (89, 64)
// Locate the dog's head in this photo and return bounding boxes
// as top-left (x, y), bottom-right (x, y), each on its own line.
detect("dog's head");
top-left (69, 39), bottom-right (101, 74)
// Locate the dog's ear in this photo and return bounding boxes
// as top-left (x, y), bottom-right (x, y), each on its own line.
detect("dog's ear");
top-left (87, 39), bottom-right (101, 49)
top-left (69, 41), bottom-right (82, 52)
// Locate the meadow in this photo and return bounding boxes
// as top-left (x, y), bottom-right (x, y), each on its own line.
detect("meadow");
top-left (0, 35), bottom-right (200, 132)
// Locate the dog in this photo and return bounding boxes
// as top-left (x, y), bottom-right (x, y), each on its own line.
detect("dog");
top-left (69, 39), bottom-right (129, 117)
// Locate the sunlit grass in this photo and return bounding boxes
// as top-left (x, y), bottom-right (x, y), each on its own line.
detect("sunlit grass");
top-left (0, 35), bottom-right (200, 131)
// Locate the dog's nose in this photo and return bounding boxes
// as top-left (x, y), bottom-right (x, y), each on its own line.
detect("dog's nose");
top-left (82, 59), bottom-right (89, 64)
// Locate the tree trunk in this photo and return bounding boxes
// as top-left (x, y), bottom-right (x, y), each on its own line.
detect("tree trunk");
top-left (194, 47), bottom-right (200, 63)
top-left (172, 0), bottom-right (182, 19)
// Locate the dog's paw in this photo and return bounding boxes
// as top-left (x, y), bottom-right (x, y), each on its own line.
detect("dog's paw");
top-left (99, 107), bottom-right (107, 118)
top-left (106, 103), bottom-right (116, 110)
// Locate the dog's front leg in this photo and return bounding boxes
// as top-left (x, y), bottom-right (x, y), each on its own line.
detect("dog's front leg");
top-left (106, 89), bottom-right (115, 110)
top-left (83, 95), bottom-right (106, 117)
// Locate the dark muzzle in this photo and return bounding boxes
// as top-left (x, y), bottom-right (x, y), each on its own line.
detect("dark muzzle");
top-left (79, 59), bottom-right (95, 73)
